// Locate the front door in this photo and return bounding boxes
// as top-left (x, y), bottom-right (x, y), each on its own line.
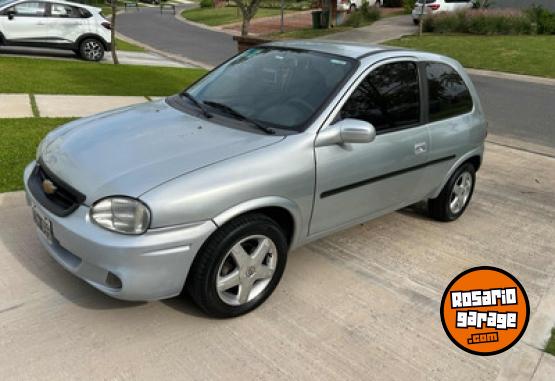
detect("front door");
top-left (0, 1), bottom-right (49, 42)
top-left (310, 60), bottom-right (430, 235)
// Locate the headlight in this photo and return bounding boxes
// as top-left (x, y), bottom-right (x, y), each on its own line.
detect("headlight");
top-left (90, 197), bottom-right (151, 235)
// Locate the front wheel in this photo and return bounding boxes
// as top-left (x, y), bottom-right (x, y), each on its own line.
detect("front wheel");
top-left (428, 163), bottom-right (476, 222)
top-left (187, 214), bottom-right (288, 318)
top-left (79, 38), bottom-right (105, 61)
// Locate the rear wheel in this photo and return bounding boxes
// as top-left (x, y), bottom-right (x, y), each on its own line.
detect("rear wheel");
top-left (79, 38), bottom-right (104, 61)
top-left (187, 214), bottom-right (288, 318)
top-left (413, 18), bottom-right (420, 25)
top-left (428, 163), bottom-right (476, 222)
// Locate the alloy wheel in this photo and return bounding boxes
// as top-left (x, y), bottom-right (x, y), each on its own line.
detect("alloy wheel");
top-left (216, 235), bottom-right (278, 306)
top-left (83, 40), bottom-right (102, 61)
top-left (449, 171), bottom-right (473, 214)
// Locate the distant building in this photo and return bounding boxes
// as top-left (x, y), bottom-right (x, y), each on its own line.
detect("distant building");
top-left (492, 0), bottom-right (555, 11)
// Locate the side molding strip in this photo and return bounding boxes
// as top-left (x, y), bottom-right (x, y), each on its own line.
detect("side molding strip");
top-left (320, 155), bottom-right (456, 198)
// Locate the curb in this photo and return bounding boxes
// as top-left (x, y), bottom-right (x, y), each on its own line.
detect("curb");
top-left (467, 68), bottom-right (555, 87)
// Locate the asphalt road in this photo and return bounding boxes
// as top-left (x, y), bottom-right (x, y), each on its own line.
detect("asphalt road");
top-left (117, 5), bottom-right (237, 67)
top-left (1, 142), bottom-right (554, 379)
top-left (471, 74), bottom-right (555, 149)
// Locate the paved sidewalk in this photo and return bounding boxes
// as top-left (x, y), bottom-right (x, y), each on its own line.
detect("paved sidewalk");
top-left (0, 46), bottom-right (194, 68)
top-left (0, 94), bottom-right (33, 118)
top-left (0, 94), bottom-right (153, 118)
top-left (321, 14), bottom-right (417, 44)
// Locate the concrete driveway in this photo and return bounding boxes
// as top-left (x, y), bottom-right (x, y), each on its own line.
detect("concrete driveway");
top-left (1, 141), bottom-right (554, 380)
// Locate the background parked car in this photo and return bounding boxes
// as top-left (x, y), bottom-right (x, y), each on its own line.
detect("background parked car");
top-left (0, 0), bottom-right (111, 61)
top-left (338, 0), bottom-right (383, 13)
top-left (412, 0), bottom-right (474, 24)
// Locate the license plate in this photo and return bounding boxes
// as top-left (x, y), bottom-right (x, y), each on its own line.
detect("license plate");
top-left (32, 204), bottom-right (53, 244)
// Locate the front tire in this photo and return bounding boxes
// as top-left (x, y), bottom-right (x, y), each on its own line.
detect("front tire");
top-left (428, 163), bottom-right (476, 222)
top-left (79, 38), bottom-right (105, 61)
top-left (187, 214), bottom-right (288, 318)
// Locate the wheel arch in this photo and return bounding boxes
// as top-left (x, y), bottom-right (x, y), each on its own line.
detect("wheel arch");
top-left (76, 33), bottom-right (109, 50)
top-left (212, 197), bottom-right (302, 249)
top-left (430, 150), bottom-right (483, 199)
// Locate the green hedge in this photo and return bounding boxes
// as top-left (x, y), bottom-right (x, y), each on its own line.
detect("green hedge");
top-left (344, 2), bottom-right (381, 28)
top-left (423, 9), bottom-right (535, 35)
top-left (526, 5), bottom-right (555, 34)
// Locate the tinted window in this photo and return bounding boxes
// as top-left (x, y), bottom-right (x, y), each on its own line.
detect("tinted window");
top-left (10, 1), bottom-right (46, 16)
top-left (426, 63), bottom-right (473, 122)
top-left (341, 61), bottom-right (420, 132)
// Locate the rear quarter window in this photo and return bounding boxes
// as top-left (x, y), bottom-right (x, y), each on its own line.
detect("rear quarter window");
top-left (426, 62), bottom-right (473, 122)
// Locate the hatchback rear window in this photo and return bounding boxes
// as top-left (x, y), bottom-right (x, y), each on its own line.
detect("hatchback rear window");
top-left (426, 63), bottom-right (473, 122)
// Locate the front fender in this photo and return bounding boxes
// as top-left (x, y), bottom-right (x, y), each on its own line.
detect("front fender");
top-left (212, 196), bottom-right (304, 249)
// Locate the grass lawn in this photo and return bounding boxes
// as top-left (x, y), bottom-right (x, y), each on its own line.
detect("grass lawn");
top-left (386, 35), bottom-right (555, 79)
top-left (546, 328), bottom-right (555, 356)
top-left (0, 57), bottom-right (207, 96)
top-left (182, 6), bottom-right (288, 26)
top-left (0, 118), bottom-right (73, 193)
top-left (115, 38), bottom-right (145, 52)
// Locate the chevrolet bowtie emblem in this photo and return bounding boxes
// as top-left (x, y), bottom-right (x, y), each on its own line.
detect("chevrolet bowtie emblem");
top-left (42, 179), bottom-right (57, 195)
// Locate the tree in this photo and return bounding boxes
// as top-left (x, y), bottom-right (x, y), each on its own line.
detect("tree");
top-left (110, 1), bottom-right (119, 64)
top-left (231, 0), bottom-right (263, 36)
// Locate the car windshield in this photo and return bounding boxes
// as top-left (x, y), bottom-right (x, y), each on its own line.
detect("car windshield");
top-left (184, 47), bottom-right (356, 131)
top-left (0, 0), bottom-right (16, 7)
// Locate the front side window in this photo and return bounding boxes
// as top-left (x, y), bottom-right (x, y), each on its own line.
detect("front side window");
top-left (340, 61), bottom-right (420, 132)
top-left (10, 1), bottom-right (46, 16)
top-left (184, 47), bottom-right (356, 131)
top-left (426, 62), bottom-right (473, 122)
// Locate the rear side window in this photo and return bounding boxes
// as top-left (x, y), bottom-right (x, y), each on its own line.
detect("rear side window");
top-left (50, 3), bottom-right (80, 18)
top-left (341, 61), bottom-right (420, 132)
top-left (426, 62), bottom-right (473, 122)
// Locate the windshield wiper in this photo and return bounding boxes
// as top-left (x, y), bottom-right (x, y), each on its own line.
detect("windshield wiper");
top-left (203, 100), bottom-right (276, 135)
top-left (180, 92), bottom-right (212, 119)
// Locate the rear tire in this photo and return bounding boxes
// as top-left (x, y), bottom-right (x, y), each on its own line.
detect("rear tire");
top-left (79, 38), bottom-right (104, 61)
top-left (428, 163), bottom-right (476, 222)
top-left (187, 214), bottom-right (288, 318)
top-left (413, 18), bottom-right (420, 25)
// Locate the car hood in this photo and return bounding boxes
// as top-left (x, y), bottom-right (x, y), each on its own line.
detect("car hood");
top-left (40, 100), bottom-right (284, 204)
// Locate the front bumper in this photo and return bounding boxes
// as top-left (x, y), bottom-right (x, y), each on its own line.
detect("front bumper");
top-left (24, 162), bottom-right (217, 301)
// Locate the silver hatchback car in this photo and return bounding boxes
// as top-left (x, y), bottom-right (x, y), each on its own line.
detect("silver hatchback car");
top-left (24, 41), bottom-right (486, 317)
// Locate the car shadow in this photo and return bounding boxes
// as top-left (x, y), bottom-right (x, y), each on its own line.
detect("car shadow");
top-left (398, 200), bottom-right (431, 221)
top-left (0, 46), bottom-right (81, 61)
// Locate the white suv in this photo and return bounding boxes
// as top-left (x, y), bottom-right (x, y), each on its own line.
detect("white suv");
top-left (0, 0), bottom-right (111, 61)
top-left (412, 0), bottom-right (474, 24)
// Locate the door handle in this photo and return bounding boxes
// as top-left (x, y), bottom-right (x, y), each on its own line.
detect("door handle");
top-left (414, 142), bottom-right (427, 154)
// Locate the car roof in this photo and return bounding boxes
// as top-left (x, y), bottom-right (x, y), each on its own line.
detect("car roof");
top-left (263, 40), bottom-right (402, 59)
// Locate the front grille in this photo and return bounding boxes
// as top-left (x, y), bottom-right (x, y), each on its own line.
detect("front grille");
top-left (28, 161), bottom-right (86, 217)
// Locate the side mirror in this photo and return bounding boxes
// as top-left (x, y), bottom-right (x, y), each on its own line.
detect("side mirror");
top-left (7, 10), bottom-right (15, 20)
top-left (315, 118), bottom-right (376, 147)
